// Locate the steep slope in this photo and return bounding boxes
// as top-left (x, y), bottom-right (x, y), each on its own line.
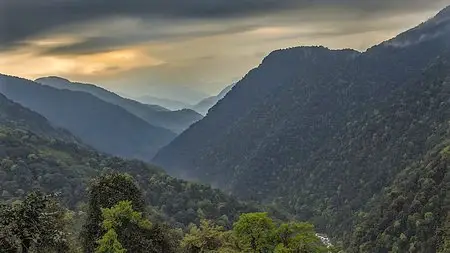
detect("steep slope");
top-left (154, 46), bottom-right (360, 180)
top-left (349, 138), bottom-right (450, 252)
top-left (192, 84), bottom-right (234, 115)
top-left (36, 76), bottom-right (203, 133)
top-left (153, 6), bottom-right (450, 243)
top-left (0, 94), bottom-right (259, 227)
top-left (0, 74), bottom-right (176, 160)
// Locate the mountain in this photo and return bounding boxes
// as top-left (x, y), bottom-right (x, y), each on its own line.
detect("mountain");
top-left (135, 83), bottom-right (235, 115)
top-left (0, 93), bottom-right (77, 143)
top-left (36, 76), bottom-right (167, 111)
top-left (133, 84), bottom-right (209, 105)
top-left (35, 76), bottom-right (203, 133)
top-left (0, 93), bottom-right (260, 227)
top-left (134, 95), bottom-right (192, 111)
top-left (192, 84), bottom-right (234, 115)
top-left (0, 74), bottom-right (176, 160)
top-left (153, 6), bottom-right (450, 250)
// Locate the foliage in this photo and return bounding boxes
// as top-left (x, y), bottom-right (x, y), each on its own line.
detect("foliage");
top-left (181, 213), bottom-right (328, 253)
top-left (95, 200), bottom-right (171, 253)
top-left (82, 174), bottom-right (181, 253)
top-left (181, 220), bottom-right (227, 252)
top-left (101, 200), bottom-right (151, 231)
top-left (275, 222), bottom-right (328, 253)
top-left (80, 174), bottom-right (153, 252)
top-left (95, 229), bottom-right (126, 253)
top-left (349, 144), bottom-right (450, 252)
top-left (0, 191), bottom-right (69, 253)
top-left (233, 212), bottom-right (276, 252)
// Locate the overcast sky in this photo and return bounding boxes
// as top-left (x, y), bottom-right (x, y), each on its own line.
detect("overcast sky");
top-left (0, 0), bottom-right (449, 98)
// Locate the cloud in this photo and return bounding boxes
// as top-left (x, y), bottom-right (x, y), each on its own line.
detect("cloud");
top-left (36, 20), bottom-right (259, 56)
top-left (1, 0), bottom-right (449, 50)
top-left (0, 0), bottom-right (449, 96)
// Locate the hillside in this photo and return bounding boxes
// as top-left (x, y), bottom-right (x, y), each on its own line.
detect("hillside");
top-left (36, 76), bottom-right (203, 133)
top-left (0, 94), bottom-right (260, 228)
top-left (0, 74), bottom-right (176, 160)
top-left (0, 93), bottom-right (78, 143)
top-left (349, 138), bottom-right (450, 252)
top-left (153, 6), bottom-right (450, 249)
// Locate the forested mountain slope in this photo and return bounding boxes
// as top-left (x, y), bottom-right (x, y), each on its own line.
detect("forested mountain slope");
top-left (0, 93), bottom-right (78, 143)
top-left (0, 94), bottom-right (259, 228)
top-left (349, 136), bottom-right (450, 252)
top-left (154, 46), bottom-right (360, 177)
top-left (36, 76), bottom-right (203, 133)
top-left (0, 74), bottom-right (176, 160)
top-left (153, 6), bottom-right (450, 248)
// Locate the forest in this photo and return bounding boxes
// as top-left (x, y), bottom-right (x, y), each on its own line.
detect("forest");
top-left (0, 93), bottom-right (333, 252)
top-left (1, 4), bottom-right (450, 253)
top-left (0, 173), bottom-right (335, 253)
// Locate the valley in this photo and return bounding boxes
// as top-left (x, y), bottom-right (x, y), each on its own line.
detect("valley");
top-left (1, 3), bottom-right (450, 253)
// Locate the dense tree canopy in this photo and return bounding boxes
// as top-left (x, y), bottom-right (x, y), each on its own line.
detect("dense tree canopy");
top-left (0, 175), bottom-right (328, 253)
top-left (180, 212), bottom-right (331, 253)
top-left (0, 192), bottom-right (69, 253)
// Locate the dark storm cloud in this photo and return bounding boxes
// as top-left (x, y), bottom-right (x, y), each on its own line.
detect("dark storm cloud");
top-left (0, 0), bottom-right (447, 50)
top-left (37, 23), bottom-right (259, 55)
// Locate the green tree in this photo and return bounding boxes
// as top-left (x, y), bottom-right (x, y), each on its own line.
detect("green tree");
top-left (233, 212), bottom-right (275, 253)
top-left (98, 200), bottom-right (177, 253)
top-left (95, 229), bottom-right (126, 253)
top-left (101, 200), bottom-right (152, 231)
top-left (181, 219), bottom-right (226, 252)
top-left (81, 173), bottom-right (145, 252)
top-left (82, 174), bottom-right (179, 253)
top-left (274, 222), bottom-right (327, 253)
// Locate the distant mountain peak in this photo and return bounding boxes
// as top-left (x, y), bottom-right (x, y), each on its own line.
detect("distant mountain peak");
top-left (264, 46), bottom-right (359, 62)
top-left (35, 76), bottom-right (71, 84)
top-left (259, 46), bottom-right (359, 71)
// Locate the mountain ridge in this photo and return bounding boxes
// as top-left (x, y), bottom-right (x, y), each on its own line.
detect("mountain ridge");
top-left (35, 76), bottom-right (203, 133)
top-left (0, 74), bottom-right (176, 160)
top-left (133, 94), bottom-right (192, 111)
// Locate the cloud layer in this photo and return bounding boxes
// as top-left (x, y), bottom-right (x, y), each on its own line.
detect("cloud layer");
top-left (1, 0), bottom-right (449, 50)
top-left (0, 0), bottom-right (449, 96)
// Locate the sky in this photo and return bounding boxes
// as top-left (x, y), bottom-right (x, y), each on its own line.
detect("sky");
top-left (0, 0), bottom-right (450, 101)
